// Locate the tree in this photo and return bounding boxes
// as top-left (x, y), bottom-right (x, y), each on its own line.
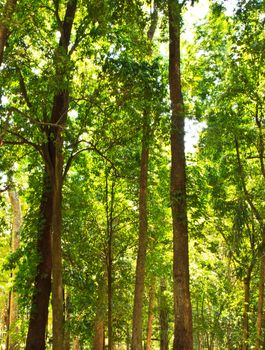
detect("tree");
top-left (168, 0), bottom-right (193, 348)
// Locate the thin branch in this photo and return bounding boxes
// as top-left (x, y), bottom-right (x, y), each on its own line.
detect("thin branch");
top-left (8, 106), bottom-right (64, 129)
top-left (17, 67), bottom-right (32, 108)
top-left (63, 146), bottom-right (92, 179)
top-left (8, 130), bottom-right (41, 151)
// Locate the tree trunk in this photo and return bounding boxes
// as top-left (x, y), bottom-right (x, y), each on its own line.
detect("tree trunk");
top-left (159, 279), bottom-right (169, 350)
top-left (0, 0), bottom-right (17, 65)
top-left (235, 138), bottom-right (265, 350)
top-left (131, 5), bottom-right (157, 348)
top-left (243, 269), bottom-right (251, 350)
top-left (64, 290), bottom-right (71, 350)
top-left (146, 283), bottom-right (156, 350)
top-left (73, 337), bottom-right (81, 350)
top-left (42, 2), bottom-right (77, 348)
top-left (92, 320), bottom-right (104, 350)
top-left (168, 1), bottom-right (193, 349)
top-left (255, 252), bottom-right (265, 350)
top-left (6, 188), bottom-right (21, 350)
top-left (131, 114), bottom-right (149, 350)
top-left (51, 158), bottom-right (64, 350)
top-left (106, 176), bottom-right (115, 350)
top-left (92, 276), bottom-right (106, 350)
top-left (25, 174), bottom-right (52, 350)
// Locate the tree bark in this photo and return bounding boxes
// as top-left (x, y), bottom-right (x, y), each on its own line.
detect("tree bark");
top-left (131, 114), bottom-right (149, 350)
top-left (0, 0), bottom-right (17, 65)
top-left (146, 283), bottom-right (156, 350)
top-left (168, 1), bottom-right (193, 349)
top-left (25, 174), bottom-right (52, 350)
top-left (159, 279), bottom-right (169, 350)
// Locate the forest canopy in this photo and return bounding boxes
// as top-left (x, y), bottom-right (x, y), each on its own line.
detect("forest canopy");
top-left (0, 0), bottom-right (264, 349)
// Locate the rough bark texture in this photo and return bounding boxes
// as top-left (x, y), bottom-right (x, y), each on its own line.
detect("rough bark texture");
top-left (146, 283), bottom-right (155, 350)
top-left (25, 175), bottom-right (52, 350)
top-left (6, 189), bottom-right (21, 350)
top-left (0, 0), bottom-right (17, 65)
top-left (168, 1), bottom-right (193, 349)
top-left (159, 279), bottom-right (169, 350)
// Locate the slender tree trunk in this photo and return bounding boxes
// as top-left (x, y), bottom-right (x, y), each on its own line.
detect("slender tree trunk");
top-left (92, 276), bottom-right (106, 350)
top-left (146, 283), bottom-right (156, 350)
top-left (243, 269), bottom-right (251, 350)
top-left (131, 5), bottom-right (158, 348)
top-left (106, 176), bottom-right (115, 350)
top-left (168, 1), bottom-right (193, 349)
top-left (64, 290), bottom-right (71, 350)
top-left (0, 0), bottom-right (17, 65)
top-left (255, 252), bottom-right (265, 350)
top-left (25, 174), bottom-right (52, 350)
top-left (5, 291), bottom-right (11, 350)
top-left (73, 337), bottom-right (81, 350)
top-left (159, 279), bottom-right (169, 350)
top-left (131, 114), bottom-right (149, 350)
top-left (92, 319), bottom-right (105, 350)
top-left (51, 157), bottom-right (64, 350)
top-left (235, 138), bottom-right (265, 350)
top-left (6, 188), bottom-right (21, 350)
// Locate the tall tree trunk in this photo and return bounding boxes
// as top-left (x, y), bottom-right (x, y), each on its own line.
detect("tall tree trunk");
top-left (41, 2), bottom-right (77, 348)
top-left (159, 279), bottom-right (169, 350)
top-left (131, 4), bottom-right (158, 347)
top-left (106, 175), bottom-right (115, 350)
top-left (64, 289), bottom-right (71, 350)
top-left (235, 138), bottom-right (265, 350)
top-left (6, 187), bottom-right (21, 350)
top-left (146, 283), bottom-right (156, 350)
top-left (255, 103), bottom-right (265, 350)
top-left (92, 276), bottom-right (106, 350)
top-left (131, 114), bottom-right (149, 350)
top-left (255, 252), bottom-right (265, 350)
top-left (0, 0), bottom-right (17, 65)
top-left (168, 1), bottom-right (193, 349)
top-left (51, 152), bottom-right (64, 350)
top-left (243, 268), bottom-right (251, 350)
top-left (25, 174), bottom-right (52, 350)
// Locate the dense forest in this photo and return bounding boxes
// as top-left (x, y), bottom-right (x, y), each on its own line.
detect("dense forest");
top-left (0, 0), bottom-right (264, 349)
